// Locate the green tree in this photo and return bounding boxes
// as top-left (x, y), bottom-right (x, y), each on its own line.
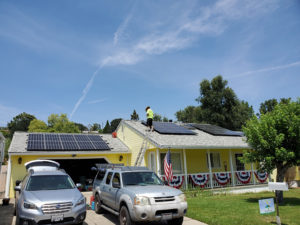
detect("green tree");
top-left (195, 75), bottom-right (253, 130)
top-left (153, 113), bottom-right (162, 122)
top-left (103, 120), bottom-right (112, 133)
top-left (110, 118), bottom-right (122, 132)
top-left (74, 123), bottom-right (88, 132)
top-left (175, 106), bottom-right (202, 123)
top-left (90, 123), bottom-right (101, 131)
top-left (242, 99), bottom-right (300, 202)
top-left (47, 114), bottom-right (80, 133)
top-left (162, 116), bottom-right (169, 122)
top-left (131, 110), bottom-right (139, 120)
top-left (28, 119), bottom-right (48, 132)
top-left (259, 98), bottom-right (291, 115)
top-left (7, 112), bottom-right (36, 137)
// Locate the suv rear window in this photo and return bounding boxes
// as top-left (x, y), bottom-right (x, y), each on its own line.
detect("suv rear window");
top-left (26, 175), bottom-right (75, 191)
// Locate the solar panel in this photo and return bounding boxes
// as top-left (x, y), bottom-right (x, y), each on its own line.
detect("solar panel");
top-left (93, 141), bottom-right (110, 150)
top-left (141, 121), bottom-right (196, 135)
top-left (28, 133), bottom-right (44, 141)
top-left (61, 141), bottom-right (79, 150)
top-left (27, 133), bottom-right (111, 151)
top-left (190, 124), bottom-right (243, 136)
top-left (74, 135), bottom-right (90, 142)
top-left (77, 141), bottom-right (95, 150)
top-left (60, 134), bottom-right (75, 142)
top-left (45, 141), bottom-right (63, 150)
top-left (27, 141), bottom-right (44, 150)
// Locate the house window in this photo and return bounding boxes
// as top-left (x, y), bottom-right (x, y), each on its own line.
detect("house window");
top-left (160, 152), bottom-right (182, 174)
top-left (206, 152), bottom-right (221, 168)
top-left (235, 154), bottom-right (245, 171)
top-left (148, 152), bottom-right (156, 172)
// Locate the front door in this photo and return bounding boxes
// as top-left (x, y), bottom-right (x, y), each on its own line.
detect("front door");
top-left (148, 152), bottom-right (156, 172)
top-left (235, 154), bottom-right (245, 171)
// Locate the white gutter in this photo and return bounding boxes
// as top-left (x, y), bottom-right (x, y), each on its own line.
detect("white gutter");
top-left (4, 154), bottom-right (11, 199)
top-left (9, 151), bottom-right (130, 155)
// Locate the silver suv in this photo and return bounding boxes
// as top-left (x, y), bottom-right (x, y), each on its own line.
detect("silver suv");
top-left (92, 165), bottom-right (187, 225)
top-left (14, 160), bottom-right (86, 225)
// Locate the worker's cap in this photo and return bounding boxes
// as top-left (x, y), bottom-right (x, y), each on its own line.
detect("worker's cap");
top-left (145, 106), bottom-right (150, 111)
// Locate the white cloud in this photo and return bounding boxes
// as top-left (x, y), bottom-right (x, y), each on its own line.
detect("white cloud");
top-left (231, 60), bottom-right (300, 78)
top-left (71, 0), bottom-right (280, 117)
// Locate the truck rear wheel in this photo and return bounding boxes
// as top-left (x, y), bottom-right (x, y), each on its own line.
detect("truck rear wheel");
top-left (167, 217), bottom-right (184, 225)
top-left (119, 206), bottom-right (135, 225)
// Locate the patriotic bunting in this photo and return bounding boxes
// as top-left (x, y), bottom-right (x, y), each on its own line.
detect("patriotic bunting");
top-left (214, 172), bottom-right (231, 185)
top-left (235, 171), bottom-right (252, 184)
top-left (190, 173), bottom-right (210, 188)
top-left (254, 171), bottom-right (268, 183)
top-left (163, 175), bottom-right (184, 189)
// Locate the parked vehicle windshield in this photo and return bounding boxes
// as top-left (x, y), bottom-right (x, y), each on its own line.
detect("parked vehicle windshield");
top-left (26, 175), bottom-right (75, 191)
top-left (122, 171), bottom-right (163, 186)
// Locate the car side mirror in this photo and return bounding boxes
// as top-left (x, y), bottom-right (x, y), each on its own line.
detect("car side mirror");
top-left (112, 182), bottom-right (120, 189)
top-left (14, 186), bottom-right (21, 192)
top-left (15, 180), bottom-right (21, 186)
top-left (76, 183), bottom-right (82, 188)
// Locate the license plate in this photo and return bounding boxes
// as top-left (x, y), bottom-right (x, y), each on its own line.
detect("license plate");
top-left (162, 213), bottom-right (172, 220)
top-left (51, 214), bottom-right (64, 222)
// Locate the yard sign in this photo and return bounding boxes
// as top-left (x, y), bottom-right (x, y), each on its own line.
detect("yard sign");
top-left (259, 198), bottom-right (275, 214)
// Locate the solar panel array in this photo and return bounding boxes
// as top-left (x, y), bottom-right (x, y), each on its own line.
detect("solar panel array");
top-left (190, 124), bottom-right (243, 136)
top-left (141, 121), bottom-right (196, 135)
top-left (27, 133), bottom-right (110, 151)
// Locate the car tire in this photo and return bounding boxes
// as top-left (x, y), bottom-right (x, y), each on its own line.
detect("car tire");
top-left (167, 217), bottom-right (184, 225)
top-left (119, 206), bottom-right (135, 225)
top-left (15, 213), bottom-right (21, 225)
top-left (95, 195), bottom-right (104, 214)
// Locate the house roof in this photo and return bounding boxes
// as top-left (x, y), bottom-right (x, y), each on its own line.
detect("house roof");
top-left (0, 132), bottom-right (5, 142)
top-left (121, 120), bottom-right (250, 149)
top-left (9, 132), bottom-right (129, 155)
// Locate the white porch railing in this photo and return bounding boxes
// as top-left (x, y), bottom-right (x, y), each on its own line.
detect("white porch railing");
top-left (162, 170), bottom-right (269, 190)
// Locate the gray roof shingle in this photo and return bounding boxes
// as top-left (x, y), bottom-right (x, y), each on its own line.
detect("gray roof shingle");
top-left (122, 120), bottom-right (250, 149)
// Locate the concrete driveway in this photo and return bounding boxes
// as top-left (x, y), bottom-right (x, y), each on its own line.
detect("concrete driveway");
top-left (1, 196), bottom-right (206, 225)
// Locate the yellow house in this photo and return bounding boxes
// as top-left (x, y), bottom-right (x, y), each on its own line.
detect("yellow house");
top-left (115, 120), bottom-right (269, 189)
top-left (5, 132), bottom-right (130, 199)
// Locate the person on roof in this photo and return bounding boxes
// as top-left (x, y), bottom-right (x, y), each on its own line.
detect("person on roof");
top-left (145, 106), bottom-right (154, 132)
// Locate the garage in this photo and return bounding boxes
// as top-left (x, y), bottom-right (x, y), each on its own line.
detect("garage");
top-left (6, 132), bottom-right (130, 199)
top-left (50, 158), bottom-right (108, 191)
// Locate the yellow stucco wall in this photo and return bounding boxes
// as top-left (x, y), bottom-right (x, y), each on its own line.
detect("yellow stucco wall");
top-left (116, 123), bottom-right (156, 166)
top-left (9, 153), bottom-right (129, 198)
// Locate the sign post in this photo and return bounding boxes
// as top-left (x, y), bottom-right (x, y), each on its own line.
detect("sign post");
top-left (268, 182), bottom-right (289, 225)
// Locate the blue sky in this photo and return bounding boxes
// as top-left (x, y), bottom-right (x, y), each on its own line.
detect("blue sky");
top-left (0, 0), bottom-right (300, 127)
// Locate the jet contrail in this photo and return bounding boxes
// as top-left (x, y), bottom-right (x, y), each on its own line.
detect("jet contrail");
top-left (70, 66), bottom-right (102, 119)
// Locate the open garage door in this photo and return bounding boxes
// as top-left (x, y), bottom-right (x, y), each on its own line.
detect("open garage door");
top-left (51, 158), bottom-right (108, 191)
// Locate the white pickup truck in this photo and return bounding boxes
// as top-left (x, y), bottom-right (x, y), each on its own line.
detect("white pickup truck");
top-left (92, 166), bottom-right (187, 225)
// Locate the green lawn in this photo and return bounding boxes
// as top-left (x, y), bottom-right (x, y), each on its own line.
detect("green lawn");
top-left (185, 188), bottom-right (300, 225)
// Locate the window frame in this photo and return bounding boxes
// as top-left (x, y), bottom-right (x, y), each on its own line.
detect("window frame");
top-left (206, 152), bottom-right (221, 169)
top-left (160, 151), bottom-right (183, 175)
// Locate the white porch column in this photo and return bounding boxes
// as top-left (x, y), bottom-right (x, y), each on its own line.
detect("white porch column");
top-left (4, 155), bottom-right (12, 199)
top-left (207, 150), bottom-right (213, 189)
top-left (251, 163), bottom-right (256, 185)
top-left (229, 150), bottom-right (235, 186)
top-left (156, 148), bottom-right (160, 176)
top-left (183, 149), bottom-right (188, 190)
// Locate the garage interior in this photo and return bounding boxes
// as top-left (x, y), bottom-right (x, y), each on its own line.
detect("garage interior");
top-left (50, 158), bottom-right (108, 191)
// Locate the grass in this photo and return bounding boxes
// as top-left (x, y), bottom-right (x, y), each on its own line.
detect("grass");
top-left (185, 188), bottom-right (300, 225)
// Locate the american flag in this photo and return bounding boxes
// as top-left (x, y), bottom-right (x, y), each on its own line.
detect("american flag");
top-left (164, 150), bottom-right (173, 183)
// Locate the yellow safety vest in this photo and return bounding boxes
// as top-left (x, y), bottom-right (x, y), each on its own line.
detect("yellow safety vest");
top-left (147, 108), bottom-right (154, 119)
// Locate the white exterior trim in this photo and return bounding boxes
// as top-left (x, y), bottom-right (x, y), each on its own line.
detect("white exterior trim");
top-left (9, 151), bottom-right (129, 156)
top-left (4, 155), bottom-right (12, 198)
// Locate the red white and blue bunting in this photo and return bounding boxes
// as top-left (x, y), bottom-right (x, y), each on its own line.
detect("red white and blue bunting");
top-left (235, 171), bottom-right (252, 184)
top-left (162, 175), bottom-right (184, 189)
top-left (254, 171), bottom-right (268, 183)
top-left (189, 174), bottom-right (210, 188)
top-left (214, 173), bottom-right (231, 185)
